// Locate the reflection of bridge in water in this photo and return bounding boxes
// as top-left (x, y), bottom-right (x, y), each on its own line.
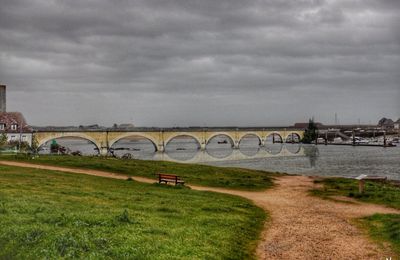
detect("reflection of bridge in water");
top-left (154, 145), bottom-right (305, 164)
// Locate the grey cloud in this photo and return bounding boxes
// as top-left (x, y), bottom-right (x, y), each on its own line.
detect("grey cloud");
top-left (0, 0), bottom-right (399, 126)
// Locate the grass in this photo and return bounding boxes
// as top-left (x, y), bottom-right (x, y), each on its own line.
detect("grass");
top-left (311, 177), bottom-right (400, 210)
top-left (311, 177), bottom-right (400, 258)
top-left (358, 214), bottom-right (400, 258)
top-left (0, 154), bottom-right (280, 191)
top-left (0, 165), bottom-right (266, 259)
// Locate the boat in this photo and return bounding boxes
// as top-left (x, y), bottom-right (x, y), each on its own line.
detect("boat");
top-left (176, 148), bottom-right (186, 151)
top-left (333, 137), bottom-right (343, 143)
top-left (218, 140), bottom-right (228, 144)
top-left (351, 137), bottom-right (369, 144)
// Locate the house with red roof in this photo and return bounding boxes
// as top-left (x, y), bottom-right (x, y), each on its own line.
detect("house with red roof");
top-left (0, 112), bottom-right (33, 145)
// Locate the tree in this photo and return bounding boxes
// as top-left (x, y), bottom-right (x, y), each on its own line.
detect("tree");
top-left (0, 133), bottom-right (7, 147)
top-left (31, 135), bottom-right (39, 153)
top-left (302, 118), bottom-right (318, 144)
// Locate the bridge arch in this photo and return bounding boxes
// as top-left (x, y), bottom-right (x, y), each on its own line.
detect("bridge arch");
top-left (284, 132), bottom-right (301, 143)
top-left (265, 132), bottom-right (284, 143)
top-left (238, 133), bottom-right (263, 146)
top-left (164, 133), bottom-right (202, 149)
top-left (108, 133), bottom-right (159, 152)
top-left (37, 133), bottom-right (101, 154)
top-left (206, 133), bottom-right (235, 146)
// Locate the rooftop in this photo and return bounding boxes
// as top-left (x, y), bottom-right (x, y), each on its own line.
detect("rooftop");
top-left (0, 112), bottom-right (32, 132)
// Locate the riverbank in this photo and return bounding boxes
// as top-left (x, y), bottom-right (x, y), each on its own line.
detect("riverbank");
top-left (0, 154), bottom-right (281, 191)
top-left (1, 159), bottom-right (399, 259)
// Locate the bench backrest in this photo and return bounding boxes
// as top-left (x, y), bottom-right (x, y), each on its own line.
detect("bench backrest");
top-left (158, 173), bottom-right (179, 179)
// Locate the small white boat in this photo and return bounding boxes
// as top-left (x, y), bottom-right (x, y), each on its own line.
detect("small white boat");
top-left (333, 137), bottom-right (343, 143)
top-left (353, 137), bottom-right (369, 144)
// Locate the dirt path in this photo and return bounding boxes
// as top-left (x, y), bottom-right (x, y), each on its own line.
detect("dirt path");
top-left (1, 160), bottom-right (398, 259)
top-left (192, 177), bottom-right (399, 259)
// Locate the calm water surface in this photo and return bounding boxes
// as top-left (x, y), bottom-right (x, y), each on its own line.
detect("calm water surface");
top-left (39, 137), bottom-right (400, 180)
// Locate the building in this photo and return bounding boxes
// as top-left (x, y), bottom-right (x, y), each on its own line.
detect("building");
top-left (0, 112), bottom-right (33, 145)
top-left (394, 119), bottom-right (400, 130)
top-left (378, 117), bottom-right (395, 130)
top-left (0, 85), bottom-right (5, 113)
top-left (0, 85), bottom-right (33, 146)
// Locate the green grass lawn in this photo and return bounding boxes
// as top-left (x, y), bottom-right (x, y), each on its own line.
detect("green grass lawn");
top-left (311, 177), bottom-right (400, 210)
top-left (358, 214), bottom-right (400, 258)
top-left (311, 177), bottom-right (400, 258)
top-left (0, 165), bottom-right (266, 259)
top-left (1, 154), bottom-right (280, 191)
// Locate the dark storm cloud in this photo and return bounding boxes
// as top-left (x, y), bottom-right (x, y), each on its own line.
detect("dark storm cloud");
top-left (0, 0), bottom-right (399, 126)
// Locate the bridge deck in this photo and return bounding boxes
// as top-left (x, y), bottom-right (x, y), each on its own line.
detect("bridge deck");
top-left (32, 126), bottom-right (304, 132)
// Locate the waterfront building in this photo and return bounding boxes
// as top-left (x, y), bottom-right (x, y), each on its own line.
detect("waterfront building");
top-left (378, 117), bottom-right (395, 130)
top-left (0, 112), bottom-right (33, 146)
top-left (0, 85), bottom-right (33, 146)
top-left (394, 119), bottom-right (400, 130)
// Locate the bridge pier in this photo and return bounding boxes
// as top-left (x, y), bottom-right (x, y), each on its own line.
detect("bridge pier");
top-left (99, 147), bottom-right (109, 156)
top-left (157, 144), bottom-right (165, 153)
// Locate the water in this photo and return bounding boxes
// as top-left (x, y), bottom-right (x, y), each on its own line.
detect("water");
top-left (208, 145), bottom-right (400, 181)
top-left (39, 136), bottom-right (400, 180)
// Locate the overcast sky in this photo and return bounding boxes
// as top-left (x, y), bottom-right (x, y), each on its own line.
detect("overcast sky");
top-left (0, 0), bottom-right (399, 127)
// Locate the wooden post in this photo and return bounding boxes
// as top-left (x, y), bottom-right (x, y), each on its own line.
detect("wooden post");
top-left (315, 130), bottom-right (318, 145)
top-left (359, 180), bottom-right (365, 194)
top-left (352, 130), bottom-right (355, 146)
top-left (383, 131), bottom-right (387, 147)
top-left (325, 131), bottom-right (328, 145)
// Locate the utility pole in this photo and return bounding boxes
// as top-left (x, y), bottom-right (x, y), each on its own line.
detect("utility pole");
top-left (383, 131), bottom-right (387, 147)
top-left (325, 131), bottom-right (328, 145)
top-left (18, 119), bottom-right (23, 153)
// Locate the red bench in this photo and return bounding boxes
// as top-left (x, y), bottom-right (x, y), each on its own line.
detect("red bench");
top-left (158, 173), bottom-right (185, 185)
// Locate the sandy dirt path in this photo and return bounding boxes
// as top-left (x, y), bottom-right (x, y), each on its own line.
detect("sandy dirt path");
top-left (1, 160), bottom-right (398, 259)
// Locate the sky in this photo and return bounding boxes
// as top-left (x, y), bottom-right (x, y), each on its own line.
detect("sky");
top-left (0, 0), bottom-right (399, 127)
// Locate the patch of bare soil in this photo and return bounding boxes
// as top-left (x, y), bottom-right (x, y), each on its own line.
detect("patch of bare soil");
top-left (1, 161), bottom-right (398, 259)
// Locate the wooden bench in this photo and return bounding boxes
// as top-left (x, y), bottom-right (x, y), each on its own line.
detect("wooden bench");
top-left (355, 175), bottom-right (387, 193)
top-left (158, 173), bottom-right (185, 185)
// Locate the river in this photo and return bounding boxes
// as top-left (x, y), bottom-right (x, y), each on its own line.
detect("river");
top-left (38, 136), bottom-right (400, 180)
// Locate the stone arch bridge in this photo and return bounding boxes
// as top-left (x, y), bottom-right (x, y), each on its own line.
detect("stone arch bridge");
top-left (33, 127), bottom-right (304, 156)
